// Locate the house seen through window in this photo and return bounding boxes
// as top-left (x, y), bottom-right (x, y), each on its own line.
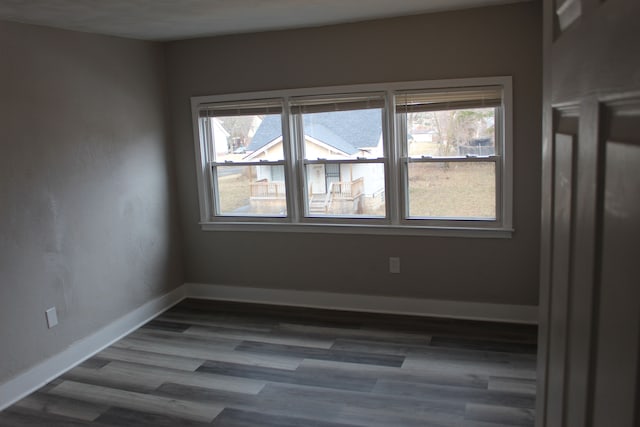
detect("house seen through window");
top-left (204, 102), bottom-right (286, 216)
top-left (293, 96), bottom-right (387, 217)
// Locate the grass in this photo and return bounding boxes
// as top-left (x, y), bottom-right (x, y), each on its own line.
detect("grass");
top-left (408, 162), bottom-right (495, 218)
top-left (217, 173), bottom-right (250, 214)
top-left (406, 141), bottom-right (496, 218)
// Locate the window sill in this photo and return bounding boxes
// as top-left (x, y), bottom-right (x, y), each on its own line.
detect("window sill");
top-left (199, 221), bottom-right (514, 238)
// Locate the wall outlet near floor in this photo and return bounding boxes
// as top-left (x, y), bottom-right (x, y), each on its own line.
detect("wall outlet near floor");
top-left (45, 307), bottom-right (58, 329)
top-left (389, 257), bottom-right (400, 274)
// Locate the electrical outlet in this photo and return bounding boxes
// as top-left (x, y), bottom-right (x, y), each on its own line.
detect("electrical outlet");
top-left (45, 307), bottom-right (58, 329)
top-left (389, 257), bottom-right (400, 274)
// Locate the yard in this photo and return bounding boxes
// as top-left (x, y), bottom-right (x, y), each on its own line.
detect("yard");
top-left (407, 162), bottom-right (496, 219)
top-left (217, 172), bottom-right (251, 215)
top-left (216, 143), bottom-right (496, 219)
top-left (407, 140), bottom-right (496, 219)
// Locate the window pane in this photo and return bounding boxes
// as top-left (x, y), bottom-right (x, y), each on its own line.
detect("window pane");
top-left (211, 113), bottom-right (283, 162)
top-left (305, 163), bottom-right (385, 217)
top-left (216, 165), bottom-right (286, 216)
top-left (407, 162), bottom-right (495, 219)
top-left (406, 108), bottom-right (496, 158)
top-left (300, 109), bottom-right (384, 160)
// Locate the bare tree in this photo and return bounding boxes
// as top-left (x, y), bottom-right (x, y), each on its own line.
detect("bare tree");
top-left (218, 115), bottom-right (258, 149)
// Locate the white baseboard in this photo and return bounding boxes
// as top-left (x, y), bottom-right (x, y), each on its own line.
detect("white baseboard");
top-left (0, 286), bottom-right (187, 411)
top-left (0, 282), bottom-right (538, 411)
top-left (185, 283), bottom-right (538, 325)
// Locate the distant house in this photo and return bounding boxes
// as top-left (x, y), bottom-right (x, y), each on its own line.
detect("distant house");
top-left (244, 109), bottom-right (386, 215)
top-left (409, 125), bottom-right (436, 143)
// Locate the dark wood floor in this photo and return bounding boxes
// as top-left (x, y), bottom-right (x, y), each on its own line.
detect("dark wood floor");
top-left (0, 299), bottom-right (538, 426)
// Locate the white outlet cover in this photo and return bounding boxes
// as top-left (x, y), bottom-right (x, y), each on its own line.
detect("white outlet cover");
top-left (45, 307), bottom-right (58, 328)
top-left (389, 257), bottom-right (400, 274)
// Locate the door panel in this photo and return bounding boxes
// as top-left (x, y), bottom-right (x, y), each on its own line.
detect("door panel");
top-left (590, 100), bottom-right (640, 427)
top-left (546, 132), bottom-right (574, 425)
top-left (592, 138), bottom-right (640, 427)
top-left (539, 0), bottom-right (640, 425)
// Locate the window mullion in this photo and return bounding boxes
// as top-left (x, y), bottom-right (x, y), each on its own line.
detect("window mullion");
top-left (292, 113), bottom-right (308, 218)
top-left (280, 98), bottom-right (298, 222)
top-left (210, 164), bottom-right (220, 217)
top-left (394, 108), bottom-right (412, 223)
top-left (406, 156), bottom-right (500, 163)
top-left (386, 91), bottom-right (401, 225)
top-left (211, 160), bottom-right (286, 167)
top-left (203, 117), bottom-right (217, 220)
top-left (304, 158), bottom-right (385, 165)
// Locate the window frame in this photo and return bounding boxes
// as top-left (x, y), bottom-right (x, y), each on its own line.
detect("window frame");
top-left (191, 76), bottom-right (513, 237)
top-left (394, 88), bottom-right (505, 226)
top-left (197, 98), bottom-right (292, 222)
top-left (290, 92), bottom-right (390, 224)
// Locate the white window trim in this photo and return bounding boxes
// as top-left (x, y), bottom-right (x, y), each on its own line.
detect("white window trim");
top-left (191, 76), bottom-right (514, 238)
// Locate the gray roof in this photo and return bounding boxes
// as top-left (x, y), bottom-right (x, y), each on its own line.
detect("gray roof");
top-left (247, 109), bottom-right (382, 155)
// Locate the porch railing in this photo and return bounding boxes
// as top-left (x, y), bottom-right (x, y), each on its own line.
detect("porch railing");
top-left (328, 177), bottom-right (364, 198)
top-left (250, 180), bottom-right (285, 198)
top-left (324, 177), bottom-right (364, 209)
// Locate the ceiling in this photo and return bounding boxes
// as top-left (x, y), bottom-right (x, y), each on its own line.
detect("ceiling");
top-left (0, 0), bottom-right (527, 42)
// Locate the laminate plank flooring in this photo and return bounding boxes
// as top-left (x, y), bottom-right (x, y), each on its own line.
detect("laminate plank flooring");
top-left (0, 299), bottom-right (537, 426)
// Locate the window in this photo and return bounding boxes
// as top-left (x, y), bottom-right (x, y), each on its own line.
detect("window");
top-left (192, 77), bottom-right (512, 236)
top-left (199, 100), bottom-right (287, 217)
top-left (395, 87), bottom-right (502, 221)
top-left (291, 94), bottom-right (387, 218)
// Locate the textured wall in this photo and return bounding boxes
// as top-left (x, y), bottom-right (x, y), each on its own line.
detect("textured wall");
top-left (165, 3), bottom-right (542, 306)
top-left (0, 21), bottom-right (183, 383)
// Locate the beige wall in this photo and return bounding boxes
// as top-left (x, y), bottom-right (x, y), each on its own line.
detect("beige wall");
top-left (165, 2), bottom-right (543, 306)
top-left (0, 21), bottom-right (183, 384)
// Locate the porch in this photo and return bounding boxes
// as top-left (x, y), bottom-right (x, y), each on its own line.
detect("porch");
top-left (248, 177), bottom-right (379, 215)
top-left (249, 179), bottom-right (286, 214)
top-left (308, 177), bottom-right (364, 215)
